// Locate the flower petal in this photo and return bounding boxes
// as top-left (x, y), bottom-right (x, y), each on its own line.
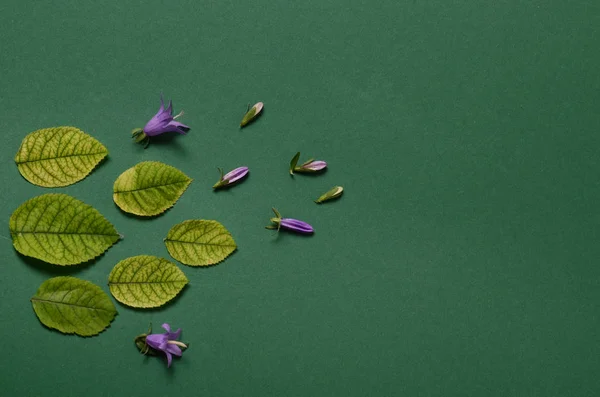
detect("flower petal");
top-left (146, 334), bottom-right (168, 351)
top-left (166, 343), bottom-right (183, 356)
top-left (169, 328), bottom-right (182, 341)
top-left (166, 120), bottom-right (190, 135)
top-left (159, 94), bottom-right (166, 112)
top-left (280, 218), bottom-right (314, 234)
top-left (222, 166), bottom-right (249, 184)
top-left (157, 323), bottom-right (182, 340)
top-left (165, 351), bottom-right (173, 368)
top-left (303, 160), bottom-right (327, 171)
top-left (144, 113), bottom-right (172, 136)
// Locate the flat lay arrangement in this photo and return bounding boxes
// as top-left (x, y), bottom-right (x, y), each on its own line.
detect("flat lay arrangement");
top-left (10, 100), bottom-right (343, 367)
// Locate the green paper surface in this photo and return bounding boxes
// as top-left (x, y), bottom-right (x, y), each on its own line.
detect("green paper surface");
top-left (1, 0), bottom-right (599, 396)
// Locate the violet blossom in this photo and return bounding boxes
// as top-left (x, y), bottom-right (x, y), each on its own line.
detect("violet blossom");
top-left (289, 152), bottom-right (327, 175)
top-left (265, 208), bottom-right (314, 234)
top-left (132, 95), bottom-right (190, 148)
top-left (135, 323), bottom-right (188, 368)
top-left (213, 166), bottom-right (249, 189)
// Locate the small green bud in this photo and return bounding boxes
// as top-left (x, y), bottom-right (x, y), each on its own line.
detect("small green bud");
top-left (240, 102), bottom-right (264, 127)
top-left (315, 186), bottom-right (344, 203)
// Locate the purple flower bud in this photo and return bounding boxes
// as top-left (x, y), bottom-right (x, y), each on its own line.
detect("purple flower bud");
top-left (140, 323), bottom-right (187, 368)
top-left (265, 208), bottom-right (314, 234)
top-left (280, 218), bottom-right (314, 234)
top-left (213, 166), bottom-right (249, 189)
top-left (289, 152), bottom-right (327, 174)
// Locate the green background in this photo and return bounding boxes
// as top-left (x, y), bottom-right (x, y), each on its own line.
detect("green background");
top-left (1, 0), bottom-right (599, 396)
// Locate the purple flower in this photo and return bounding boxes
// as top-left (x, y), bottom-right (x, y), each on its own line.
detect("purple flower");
top-left (265, 208), bottom-right (314, 234)
top-left (144, 97), bottom-right (190, 136)
top-left (132, 95), bottom-right (190, 147)
top-left (139, 323), bottom-right (188, 368)
top-left (289, 152), bottom-right (327, 175)
top-left (213, 166), bottom-right (249, 189)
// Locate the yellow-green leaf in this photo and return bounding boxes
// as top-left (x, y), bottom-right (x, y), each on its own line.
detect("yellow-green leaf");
top-left (165, 220), bottom-right (237, 266)
top-left (31, 277), bottom-right (117, 336)
top-left (9, 193), bottom-right (121, 265)
top-left (108, 255), bottom-right (188, 308)
top-left (15, 126), bottom-right (108, 187)
top-left (113, 161), bottom-right (192, 216)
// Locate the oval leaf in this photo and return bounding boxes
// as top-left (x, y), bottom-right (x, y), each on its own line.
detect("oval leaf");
top-left (108, 255), bottom-right (188, 308)
top-left (113, 161), bottom-right (192, 216)
top-left (31, 277), bottom-right (117, 336)
top-left (165, 220), bottom-right (237, 266)
top-left (9, 194), bottom-right (121, 265)
top-left (15, 126), bottom-right (108, 187)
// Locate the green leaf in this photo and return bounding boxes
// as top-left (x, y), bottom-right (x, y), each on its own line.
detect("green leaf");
top-left (108, 255), bottom-right (188, 308)
top-left (14, 126), bottom-right (108, 187)
top-left (9, 194), bottom-right (121, 265)
top-left (240, 102), bottom-right (264, 128)
top-left (165, 220), bottom-right (237, 266)
top-left (289, 152), bottom-right (300, 175)
top-left (31, 276), bottom-right (117, 336)
top-left (113, 161), bottom-right (192, 216)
